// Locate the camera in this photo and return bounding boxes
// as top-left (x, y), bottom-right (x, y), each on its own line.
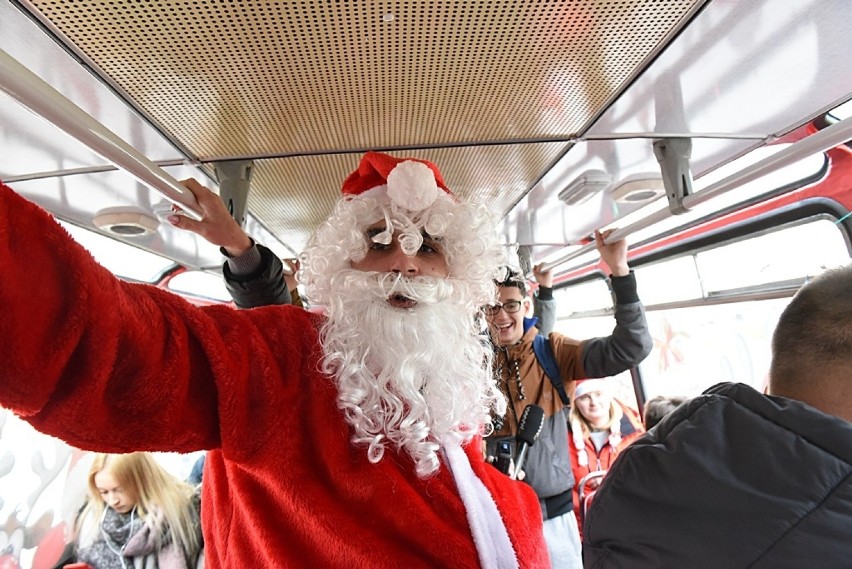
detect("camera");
top-left (495, 439), bottom-right (513, 475)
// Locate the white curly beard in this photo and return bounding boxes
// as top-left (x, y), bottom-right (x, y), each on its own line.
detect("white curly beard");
top-left (319, 269), bottom-right (505, 478)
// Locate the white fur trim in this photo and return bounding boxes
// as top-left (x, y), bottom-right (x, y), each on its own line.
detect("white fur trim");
top-left (354, 184), bottom-right (388, 202)
top-left (387, 160), bottom-right (440, 211)
top-left (442, 435), bottom-right (519, 569)
top-left (574, 378), bottom-right (609, 400)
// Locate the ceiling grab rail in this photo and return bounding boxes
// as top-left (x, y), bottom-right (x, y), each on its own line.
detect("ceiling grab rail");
top-left (539, 115), bottom-right (852, 273)
top-left (0, 48), bottom-right (203, 220)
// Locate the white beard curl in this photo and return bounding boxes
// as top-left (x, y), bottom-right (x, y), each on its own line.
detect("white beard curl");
top-left (300, 190), bottom-right (509, 477)
top-left (320, 269), bottom-right (506, 478)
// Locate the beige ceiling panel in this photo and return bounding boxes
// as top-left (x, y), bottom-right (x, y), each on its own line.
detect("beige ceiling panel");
top-left (249, 143), bottom-right (567, 253)
top-left (24, 0), bottom-right (701, 253)
top-left (27, 0), bottom-right (699, 157)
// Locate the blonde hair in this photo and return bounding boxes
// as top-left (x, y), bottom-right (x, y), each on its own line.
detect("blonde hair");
top-left (570, 398), bottom-right (624, 467)
top-left (80, 452), bottom-right (200, 559)
top-left (569, 398), bottom-right (623, 440)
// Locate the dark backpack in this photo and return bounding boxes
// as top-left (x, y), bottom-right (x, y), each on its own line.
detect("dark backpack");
top-left (532, 334), bottom-right (570, 406)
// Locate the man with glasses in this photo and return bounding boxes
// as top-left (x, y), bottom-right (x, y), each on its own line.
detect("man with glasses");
top-left (484, 229), bottom-right (652, 569)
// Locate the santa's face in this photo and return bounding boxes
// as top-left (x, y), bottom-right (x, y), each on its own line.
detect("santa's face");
top-left (299, 189), bottom-right (508, 476)
top-left (350, 222), bottom-right (450, 292)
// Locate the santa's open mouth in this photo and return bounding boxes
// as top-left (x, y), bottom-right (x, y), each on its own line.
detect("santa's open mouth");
top-left (387, 293), bottom-right (417, 309)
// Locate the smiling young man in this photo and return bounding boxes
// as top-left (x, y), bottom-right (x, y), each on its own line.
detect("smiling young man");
top-left (484, 232), bottom-right (652, 569)
top-left (0, 152), bottom-right (549, 568)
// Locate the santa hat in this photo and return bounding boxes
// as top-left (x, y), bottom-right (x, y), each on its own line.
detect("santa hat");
top-left (573, 378), bottom-right (610, 400)
top-left (341, 151), bottom-right (454, 212)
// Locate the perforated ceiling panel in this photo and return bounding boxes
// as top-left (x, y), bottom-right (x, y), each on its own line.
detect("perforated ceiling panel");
top-left (249, 143), bottom-right (569, 247)
top-left (24, 0), bottom-right (702, 254)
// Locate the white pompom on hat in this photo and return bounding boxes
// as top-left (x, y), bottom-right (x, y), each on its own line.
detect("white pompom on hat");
top-left (341, 151), bottom-right (455, 212)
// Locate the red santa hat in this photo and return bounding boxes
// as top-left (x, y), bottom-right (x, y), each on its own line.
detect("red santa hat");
top-left (341, 151), bottom-right (454, 211)
top-left (573, 378), bottom-right (610, 400)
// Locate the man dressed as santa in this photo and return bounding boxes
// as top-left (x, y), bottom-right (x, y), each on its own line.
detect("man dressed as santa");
top-left (0, 152), bottom-right (549, 568)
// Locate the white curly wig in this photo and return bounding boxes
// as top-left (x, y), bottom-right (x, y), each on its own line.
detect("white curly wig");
top-left (299, 184), bottom-right (508, 477)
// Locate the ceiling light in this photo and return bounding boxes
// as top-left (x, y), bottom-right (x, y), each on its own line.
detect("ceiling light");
top-left (558, 170), bottom-right (612, 206)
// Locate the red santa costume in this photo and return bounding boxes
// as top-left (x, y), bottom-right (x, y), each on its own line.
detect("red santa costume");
top-left (0, 152), bottom-right (549, 568)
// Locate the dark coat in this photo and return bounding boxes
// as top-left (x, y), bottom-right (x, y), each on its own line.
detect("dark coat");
top-left (223, 243), bottom-right (292, 308)
top-left (583, 382), bottom-right (852, 569)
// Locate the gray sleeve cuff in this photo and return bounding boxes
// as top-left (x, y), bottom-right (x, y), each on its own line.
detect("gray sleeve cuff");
top-left (221, 241), bottom-right (262, 276)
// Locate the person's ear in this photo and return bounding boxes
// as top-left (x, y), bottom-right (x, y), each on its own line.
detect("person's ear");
top-left (523, 297), bottom-right (534, 316)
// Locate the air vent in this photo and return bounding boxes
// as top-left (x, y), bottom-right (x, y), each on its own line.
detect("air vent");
top-left (93, 208), bottom-right (159, 237)
top-left (610, 176), bottom-right (665, 205)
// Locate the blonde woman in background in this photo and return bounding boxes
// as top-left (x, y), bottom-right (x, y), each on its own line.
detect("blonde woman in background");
top-left (69, 452), bottom-right (202, 569)
top-left (568, 378), bottom-right (644, 538)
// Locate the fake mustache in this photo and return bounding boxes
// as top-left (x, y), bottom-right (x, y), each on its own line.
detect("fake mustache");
top-left (333, 270), bottom-right (464, 305)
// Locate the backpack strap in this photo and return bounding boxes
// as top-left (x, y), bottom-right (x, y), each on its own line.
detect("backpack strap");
top-left (533, 334), bottom-right (570, 406)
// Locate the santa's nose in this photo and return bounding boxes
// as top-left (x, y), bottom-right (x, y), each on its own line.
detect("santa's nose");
top-left (388, 246), bottom-right (419, 275)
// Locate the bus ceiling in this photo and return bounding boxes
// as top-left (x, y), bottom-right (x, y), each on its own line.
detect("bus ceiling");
top-left (1, 0), bottom-right (852, 292)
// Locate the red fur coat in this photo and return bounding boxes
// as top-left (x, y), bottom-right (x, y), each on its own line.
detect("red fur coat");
top-left (0, 183), bottom-right (549, 568)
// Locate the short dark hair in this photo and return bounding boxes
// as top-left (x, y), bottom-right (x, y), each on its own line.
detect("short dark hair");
top-left (643, 395), bottom-right (688, 430)
top-left (494, 265), bottom-right (528, 297)
top-left (770, 264), bottom-right (852, 396)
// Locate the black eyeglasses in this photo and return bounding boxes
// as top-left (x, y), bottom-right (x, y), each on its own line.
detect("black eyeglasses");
top-left (483, 300), bottom-right (523, 316)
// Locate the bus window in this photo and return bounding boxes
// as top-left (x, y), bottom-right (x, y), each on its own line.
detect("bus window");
top-left (166, 270), bottom-right (232, 303)
top-left (553, 216), bottom-right (851, 403)
top-left (695, 219), bottom-right (850, 292)
top-left (59, 220), bottom-right (175, 283)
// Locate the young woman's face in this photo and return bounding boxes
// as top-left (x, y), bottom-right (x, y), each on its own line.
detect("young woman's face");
top-left (575, 390), bottom-right (613, 429)
top-left (94, 470), bottom-right (136, 514)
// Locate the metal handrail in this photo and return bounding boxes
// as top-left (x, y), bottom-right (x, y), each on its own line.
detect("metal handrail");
top-left (539, 115), bottom-right (852, 272)
top-left (578, 469), bottom-right (607, 527)
top-left (0, 48), bottom-right (202, 220)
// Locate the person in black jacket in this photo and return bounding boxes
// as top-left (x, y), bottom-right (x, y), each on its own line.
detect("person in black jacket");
top-left (583, 264), bottom-right (852, 569)
top-left (168, 178), bottom-right (296, 309)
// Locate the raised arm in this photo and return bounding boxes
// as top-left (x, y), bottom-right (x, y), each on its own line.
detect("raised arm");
top-left (580, 230), bottom-right (653, 377)
top-left (0, 182), bottom-right (307, 456)
top-left (532, 263), bottom-right (555, 337)
top-left (167, 179), bottom-right (292, 308)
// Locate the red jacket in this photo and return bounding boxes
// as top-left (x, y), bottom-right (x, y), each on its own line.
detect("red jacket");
top-left (569, 403), bottom-right (644, 537)
top-left (0, 183), bottom-right (549, 569)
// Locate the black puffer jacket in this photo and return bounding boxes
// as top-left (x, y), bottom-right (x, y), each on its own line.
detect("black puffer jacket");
top-left (223, 243), bottom-right (292, 308)
top-left (583, 382), bottom-right (852, 569)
